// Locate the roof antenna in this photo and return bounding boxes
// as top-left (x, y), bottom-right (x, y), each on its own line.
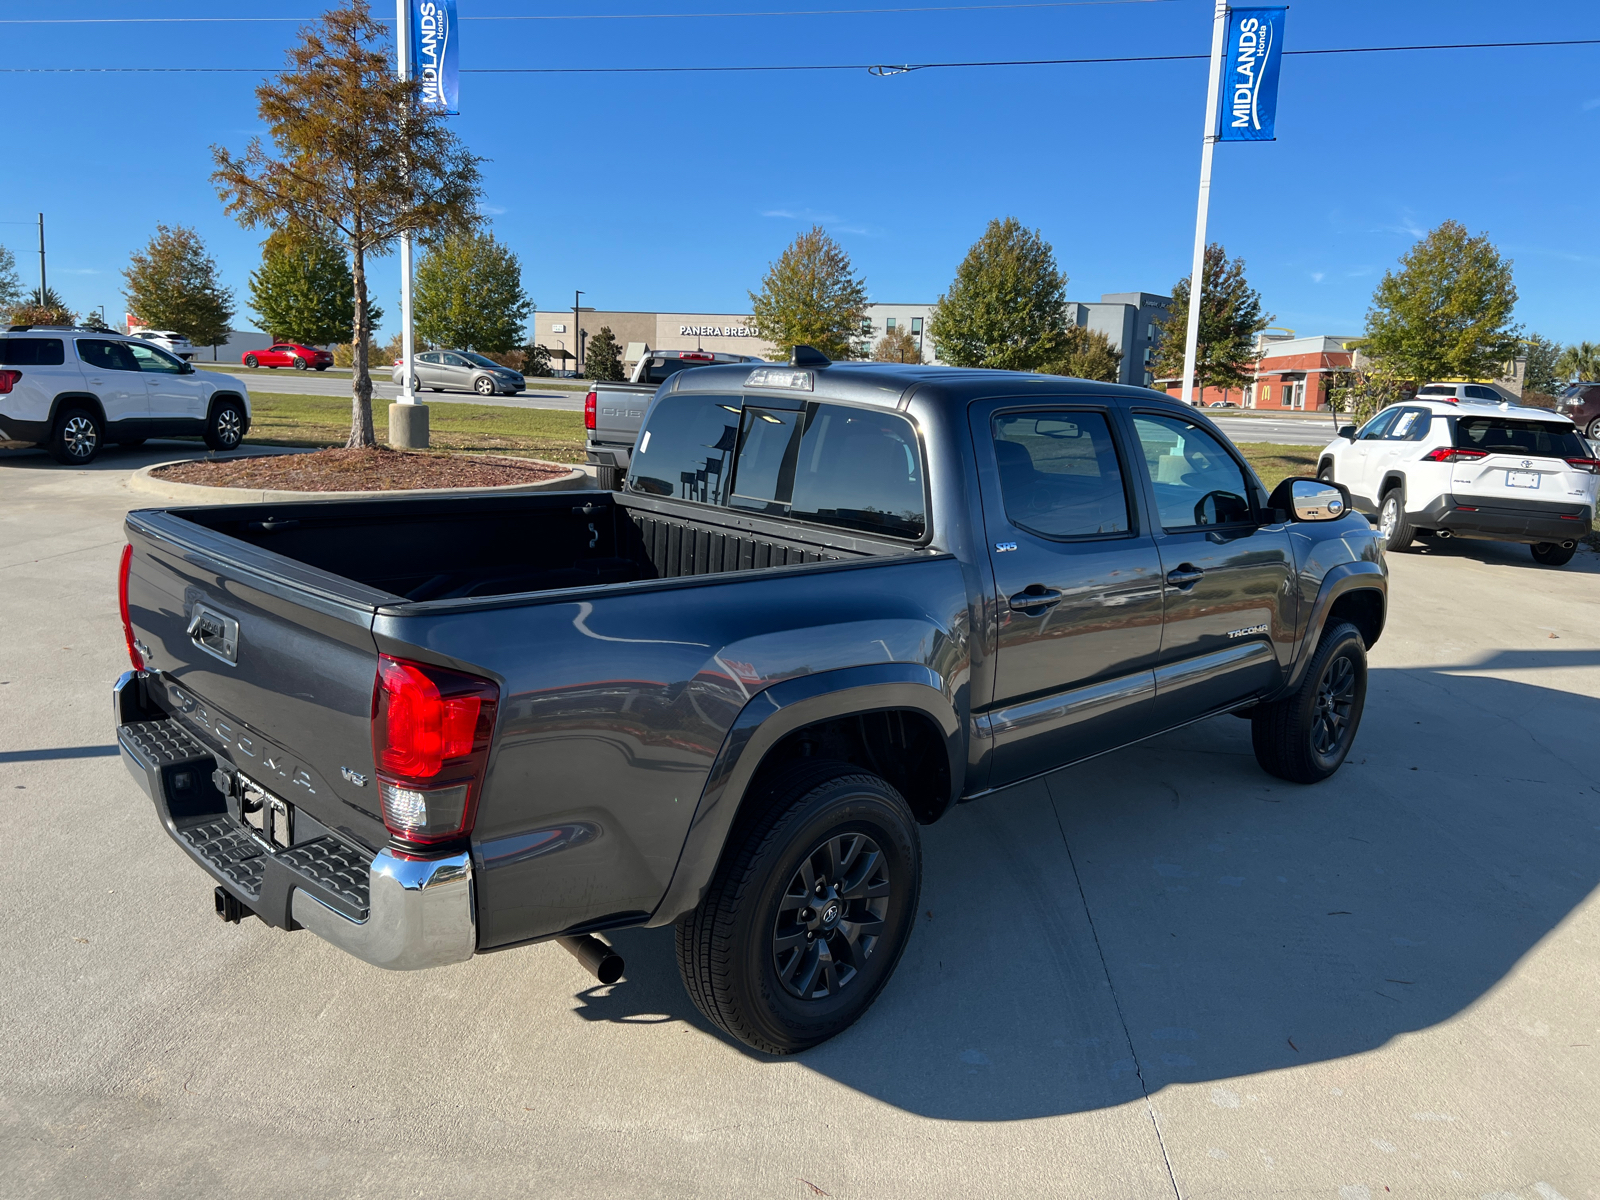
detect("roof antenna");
top-left (792, 344), bottom-right (831, 367)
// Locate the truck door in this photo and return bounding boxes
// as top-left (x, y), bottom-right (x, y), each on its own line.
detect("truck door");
top-left (972, 401), bottom-right (1165, 787)
top-left (1124, 410), bottom-right (1297, 729)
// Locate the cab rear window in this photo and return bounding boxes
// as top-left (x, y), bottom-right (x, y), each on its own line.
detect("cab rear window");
top-left (1454, 416), bottom-right (1587, 459)
top-left (0, 338), bottom-right (65, 366)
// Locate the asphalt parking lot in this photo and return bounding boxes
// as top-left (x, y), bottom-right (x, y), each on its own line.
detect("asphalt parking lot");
top-left (3, 446), bottom-right (1598, 1200)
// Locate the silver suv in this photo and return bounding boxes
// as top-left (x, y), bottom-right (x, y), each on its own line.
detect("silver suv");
top-left (0, 325), bottom-right (250, 464)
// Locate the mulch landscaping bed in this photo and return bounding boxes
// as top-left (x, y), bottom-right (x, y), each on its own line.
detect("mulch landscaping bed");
top-left (152, 447), bottom-right (570, 492)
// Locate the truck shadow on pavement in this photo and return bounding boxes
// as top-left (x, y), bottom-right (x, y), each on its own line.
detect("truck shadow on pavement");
top-left (576, 654), bottom-right (1600, 1120)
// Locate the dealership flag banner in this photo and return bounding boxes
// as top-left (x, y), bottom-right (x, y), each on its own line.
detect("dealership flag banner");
top-left (411, 0), bottom-right (459, 115)
top-left (1216, 7), bottom-right (1286, 142)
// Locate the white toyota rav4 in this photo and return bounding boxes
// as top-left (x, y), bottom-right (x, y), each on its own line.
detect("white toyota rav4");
top-left (1317, 395), bottom-right (1599, 567)
top-left (0, 325), bottom-right (250, 465)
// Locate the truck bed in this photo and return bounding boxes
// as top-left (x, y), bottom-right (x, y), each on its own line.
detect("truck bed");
top-left (166, 488), bottom-right (921, 605)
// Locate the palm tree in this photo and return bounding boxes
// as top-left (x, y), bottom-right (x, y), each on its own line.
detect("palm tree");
top-left (1554, 340), bottom-right (1600, 383)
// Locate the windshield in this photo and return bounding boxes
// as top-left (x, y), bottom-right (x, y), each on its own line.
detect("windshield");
top-left (1454, 416), bottom-right (1587, 459)
top-left (459, 351), bottom-right (502, 369)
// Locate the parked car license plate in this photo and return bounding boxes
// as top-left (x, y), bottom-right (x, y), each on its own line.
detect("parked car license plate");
top-left (1506, 470), bottom-right (1540, 489)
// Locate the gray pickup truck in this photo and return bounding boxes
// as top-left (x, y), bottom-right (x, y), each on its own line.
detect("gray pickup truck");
top-left (114, 350), bottom-right (1386, 1054)
top-left (586, 349), bottom-right (764, 488)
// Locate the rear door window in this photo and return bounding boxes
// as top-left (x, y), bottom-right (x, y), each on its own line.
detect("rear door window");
top-left (1454, 416), bottom-right (1587, 459)
top-left (1463, 385), bottom-right (1501, 402)
top-left (991, 411), bottom-right (1131, 538)
top-left (1386, 407), bottom-right (1431, 441)
top-left (0, 338), bottom-right (65, 366)
top-left (788, 405), bottom-right (925, 539)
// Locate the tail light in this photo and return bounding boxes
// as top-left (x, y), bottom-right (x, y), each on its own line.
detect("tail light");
top-left (584, 390), bottom-right (597, 431)
top-left (0, 369), bottom-right (21, 394)
top-left (371, 655), bottom-right (498, 844)
top-left (1422, 447), bottom-right (1488, 463)
top-left (1564, 457), bottom-right (1600, 474)
top-left (118, 544), bottom-right (144, 670)
top-left (680, 352), bottom-right (714, 363)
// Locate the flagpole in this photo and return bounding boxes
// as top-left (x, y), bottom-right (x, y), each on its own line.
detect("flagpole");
top-left (397, 0), bottom-right (415, 408)
top-left (1180, 0), bottom-right (1229, 408)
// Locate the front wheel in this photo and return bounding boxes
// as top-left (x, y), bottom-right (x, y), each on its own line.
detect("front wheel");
top-left (1317, 461), bottom-right (1334, 483)
top-left (1531, 541), bottom-right (1576, 567)
top-left (243, 354), bottom-right (259, 369)
top-left (204, 398), bottom-right (246, 452)
top-left (1251, 621), bottom-right (1367, 784)
top-left (1378, 488), bottom-right (1414, 551)
top-left (676, 760), bottom-right (921, 1054)
top-left (474, 376), bottom-right (496, 396)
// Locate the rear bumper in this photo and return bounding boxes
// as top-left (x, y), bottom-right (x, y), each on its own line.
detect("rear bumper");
top-left (114, 671), bottom-right (475, 971)
top-left (1414, 493), bottom-right (1593, 544)
top-left (0, 415), bottom-right (49, 444)
top-left (585, 441), bottom-right (632, 469)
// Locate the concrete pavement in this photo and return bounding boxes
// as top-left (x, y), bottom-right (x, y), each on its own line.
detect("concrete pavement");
top-left (2, 446), bottom-right (1597, 1199)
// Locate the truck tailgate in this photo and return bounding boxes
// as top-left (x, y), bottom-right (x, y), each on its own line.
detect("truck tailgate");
top-left (125, 509), bottom-right (392, 849)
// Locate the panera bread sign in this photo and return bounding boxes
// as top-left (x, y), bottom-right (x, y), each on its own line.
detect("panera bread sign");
top-left (680, 324), bottom-right (759, 338)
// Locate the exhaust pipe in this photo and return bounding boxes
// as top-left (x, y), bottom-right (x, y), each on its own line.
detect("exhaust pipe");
top-left (1435, 529), bottom-right (1452, 539)
top-left (558, 934), bottom-right (625, 985)
top-left (1561, 540), bottom-right (1576, 550)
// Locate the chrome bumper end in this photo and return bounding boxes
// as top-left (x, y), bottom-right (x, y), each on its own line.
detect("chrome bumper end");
top-left (291, 849), bottom-right (476, 972)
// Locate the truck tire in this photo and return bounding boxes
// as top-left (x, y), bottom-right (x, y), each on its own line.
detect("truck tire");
top-left (676, 759), bottom-right (921, 1054)
top-left (1377, 487), bottom-right (1414, 551)
top-left (48, 406), bottom-right (103, 465)
top-left (1251, 620), bottom-right (1367, 784)
top-left (595, 465), bottom-right (624, 491)
top-left (1530, 541), bottom-right (1576, 567)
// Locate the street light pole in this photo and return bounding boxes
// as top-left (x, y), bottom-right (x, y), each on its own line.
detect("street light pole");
top-left (37, 213), bottom-right (46, 305)
top-left (1180, 0), bottom-right (1229, 408)
top-left (573, 290), bottom-right (584, 377)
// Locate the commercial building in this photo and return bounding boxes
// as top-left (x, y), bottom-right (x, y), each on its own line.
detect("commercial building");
top-left (1066, 292), bottom-right (1172, 387)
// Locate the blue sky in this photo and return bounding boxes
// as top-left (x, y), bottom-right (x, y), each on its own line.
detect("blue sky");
top-left (6, 0), bottom-right (1598, 344)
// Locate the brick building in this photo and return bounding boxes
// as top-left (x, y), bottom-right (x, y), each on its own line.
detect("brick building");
top-left (1161, 334), bottom-right (1357, 410)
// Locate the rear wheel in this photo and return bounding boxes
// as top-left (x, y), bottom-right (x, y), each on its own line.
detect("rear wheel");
top-left (48, 407), bottom-right (102, 465)
top-left (1531, 542), bottom-right (1576, 567)
top-left (676, 760), bottom-right (921, 1054)
top-left (243, 354), bottom-right (259, 369)
top-left (1251, 621), bottom-right (1367, 784)
top-left (292, 356), bottom-right (308, 370)
top-left (1587, 417), bottom-right (1600, 440)
top-left (595, 465), bottom-right (624, 490)
top-left (204, 398), bottom-right (246, 452)
top-left (1378, 487), bottom-right (1414, 551)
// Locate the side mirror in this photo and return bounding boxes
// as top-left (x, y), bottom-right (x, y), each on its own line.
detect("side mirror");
top-left (1268, 477), bottom-right (1350, 522)
top-left (180, 362), bottom-right (196, 374)
top-left (1338, 425), bottom-right (1357, 441)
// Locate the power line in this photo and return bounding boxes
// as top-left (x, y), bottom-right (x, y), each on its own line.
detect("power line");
top-left (1, 37), bottom-right (1593, 74)
top-left (0, 1), bottom-right (1180, 24)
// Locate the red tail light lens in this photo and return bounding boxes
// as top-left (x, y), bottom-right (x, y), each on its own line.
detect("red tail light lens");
top-left (372, 655), bottom-right (498, 843)
top-left (1564, 457), bottom-right (1600, 474)
top-left (680, 352), bottom-right (714, 363)
top-left (118, 544), bottom-right (143, 670)
top-left (0, 370), bottom-right (21, 394)
top-left (1422, 447), bottom-right (1488, 463)
top-left (584, 390), bottom-right (597, 430)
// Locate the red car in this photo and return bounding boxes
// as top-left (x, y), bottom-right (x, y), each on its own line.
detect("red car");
top-left (241, 342), bottom-right (334, 371)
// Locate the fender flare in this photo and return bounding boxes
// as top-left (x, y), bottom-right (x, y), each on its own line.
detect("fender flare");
top-left (645, 662), bottom-right (962, 928)
top-left (207, 390), bottom-right (251, 433)
top-left (49, 391), bottom-right (107, 430)
top-left (1280, 561), bottom-right (1387, 695)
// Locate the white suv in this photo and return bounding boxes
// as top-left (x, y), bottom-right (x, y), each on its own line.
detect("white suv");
top-left (1317, 396), bottom-right (1598, 566)
top-left (0, 325), bottom-right (251, 465)
top-left (130, 330), bottom-right (196, 361)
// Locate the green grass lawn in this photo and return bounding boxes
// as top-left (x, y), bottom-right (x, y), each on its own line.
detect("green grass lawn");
top-left (1234, 442), bottom-right (1324, 491)
top-left (241, 392), bottom-right (587, 462)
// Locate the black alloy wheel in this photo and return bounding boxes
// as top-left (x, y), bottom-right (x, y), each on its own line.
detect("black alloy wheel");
top-left (1251, 620), bottom-right (1367, 784)
top-left (48, 407), bottom-right (102, 465)
top-left (244, 353), bottom-right (259, 368)
top-left (771, 831), bottom-right (890, 1001)
top-left (292, 356), bottom-right (308, 370)
top-left (677, 760), bottom-right (921, 1055)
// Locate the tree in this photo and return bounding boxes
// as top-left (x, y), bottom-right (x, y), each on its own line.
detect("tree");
top-left (872, 326), bottom-right (921, 363)
top-left (82, 309), bottom-right (116, 332)
top-left (1362, 220), bottom-right (1520, 384)
top-left (927, 217), bottom-right (1071, 372)
top-left (1554, 341), bottom-right (1600, 384)
top-left (249, 225), bottom-right (377, 345)
top-left (520, 342), bottom-right (551, 377)
top-left (748, 225), bottom-right (868, 361)
top-left (1149, 243), bottom-right (1271, 392)
top-left (584, 326), bottom-right (625, 382)
top-left (212, 0), bottom-right (483, 448)
top-left (10, 284), bottom-right (75, 327)
top-left (413, 229), bottom-right (532, 352)
top-left (1040, 324), bottom-right (1122, 382)
top-left (1521, 333), bottom-right (1563, 398)
top-left (122, 224), bottom-right (235, 347)
top-left (0, 245), bottom-right (23, 316)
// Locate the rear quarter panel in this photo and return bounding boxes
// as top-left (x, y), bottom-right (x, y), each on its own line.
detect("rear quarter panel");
top-left (373, 554), bottom-right (971, 950)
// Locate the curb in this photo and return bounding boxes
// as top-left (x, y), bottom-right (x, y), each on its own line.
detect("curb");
top-left (126, 454), bottom-right (589, 504)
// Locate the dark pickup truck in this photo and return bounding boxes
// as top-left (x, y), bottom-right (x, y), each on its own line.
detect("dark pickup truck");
top-left (114, 351), bottom-right (1386, 1054)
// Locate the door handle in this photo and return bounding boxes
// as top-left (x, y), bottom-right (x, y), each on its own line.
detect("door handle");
top-left (1008, 585), bottom-right (1063, 613)
top-left (1165, 564), bottom-right (1205, 587)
